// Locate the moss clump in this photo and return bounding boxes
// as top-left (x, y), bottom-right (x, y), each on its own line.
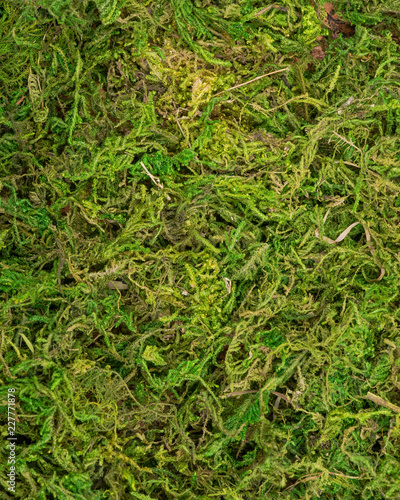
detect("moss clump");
top-left (2, 0), bottom-right (400, 498)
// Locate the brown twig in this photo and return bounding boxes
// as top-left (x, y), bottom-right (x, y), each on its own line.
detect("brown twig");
top-left (330, 131), bottom-right (361, 153)
top-left (281, 470), bottom-right (367, 493)
top-left (254, 5), bottom-right (288, 17)
top-left (366, 392), bottom-right (400, 413)
top-left (220, 390), bottom-right (258, 398)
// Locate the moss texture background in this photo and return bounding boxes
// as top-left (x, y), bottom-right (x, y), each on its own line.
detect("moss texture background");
top-left (1, 0), bottom-right (400, 498)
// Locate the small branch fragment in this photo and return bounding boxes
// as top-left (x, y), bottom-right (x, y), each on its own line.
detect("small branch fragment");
top-left (254, 5), bottom-right (288, 17)
top-left (140, 161), bottom-right (171, 200)
top-left (366, 392), bottom-right (400, 413)
top-left (330, 131), bottom-right (361, 153)
top-left (107, 281), bottom-right (129, 290)
top-left (211, 68), bottom-right (289, 98)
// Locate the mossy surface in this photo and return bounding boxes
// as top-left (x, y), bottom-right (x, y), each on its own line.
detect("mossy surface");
top-left (1, 0), bottom-right (400, 498)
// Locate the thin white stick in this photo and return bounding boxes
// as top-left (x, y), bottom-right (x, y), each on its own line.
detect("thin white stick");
top-left (140, 161), bottom-right (171, 200)
top-left (211, 68), bottom-right (289, 98)
top-left (331, 131), bottom-right (361, 153)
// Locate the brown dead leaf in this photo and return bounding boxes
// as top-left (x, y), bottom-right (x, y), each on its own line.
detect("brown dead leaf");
top-left (323, 2), bottom-right (335, 14)
top-left (322, 2), bottom-right (355, 38)
top-left (310, 45), bottom-right (326, 61)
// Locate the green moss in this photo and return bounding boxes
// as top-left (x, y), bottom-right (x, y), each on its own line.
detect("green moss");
top-left (1, 0), bottom-right (400, 498)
